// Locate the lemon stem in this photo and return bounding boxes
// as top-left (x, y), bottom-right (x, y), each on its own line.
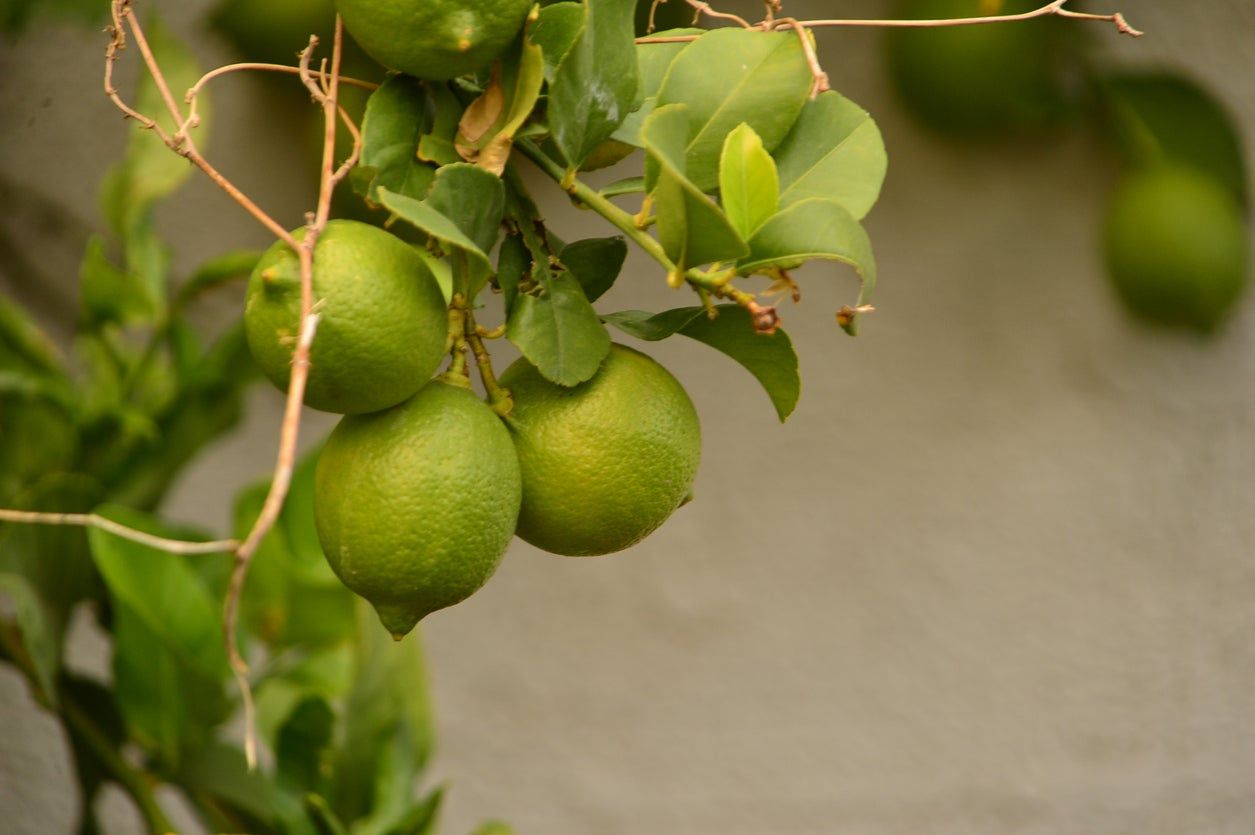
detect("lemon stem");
top-left (463, 307), bottom-right (513, 416)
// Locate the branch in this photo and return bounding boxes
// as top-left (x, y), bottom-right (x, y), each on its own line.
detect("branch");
top-left (223, 17), bottom-right (359, 772)
top-left (0, 510), bottom-right (236, 555)
top-left (635, 0), bottom-right (1143, 43)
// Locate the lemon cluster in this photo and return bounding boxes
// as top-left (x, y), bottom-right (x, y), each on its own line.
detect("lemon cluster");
top-left (244, 223), bottom-right (700, 637)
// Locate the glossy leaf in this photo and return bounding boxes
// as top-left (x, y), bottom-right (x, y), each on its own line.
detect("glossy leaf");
top-left (643, 104), bottom-right (747, 271)
top-left (425, 164), bottom-right (506, 257)
top-left (547, 0), bottom-right (641, 168)
top-left (531, 2), bottom-right (584, 81)
top-left (739, 198), bottom-right (878, 329)
top-left (496, 233), bottom-right (529, 316)
top-left (377, 187), bottom-right (493, 285)
top-left (559, 236), bottom-right (628, 303)
top-left (611, 28), bottom-right (703, 147)
top-left (604, 304), bottom-right (800, 420)
top-left (772, 90), bottom-right (887, 220)
top-left (354, 76), bottom-right (439, 203)
top-left (507, 273), bottom-right (611, 386)
top-left (719, 123), bottom-right (779, 240)
top-left (656, 28), bottom-right (811, 191)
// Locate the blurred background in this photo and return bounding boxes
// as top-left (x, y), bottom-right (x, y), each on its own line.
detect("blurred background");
top-left (3, 0), bottom-right (1255, 832)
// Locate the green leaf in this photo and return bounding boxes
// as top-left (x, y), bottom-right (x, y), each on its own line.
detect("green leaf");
top-left (425, 164), bottom-right (506, 257)
top-left (0, 294), bottom-right (65, 376)
top-left (772, 90), bottom-right (887, 220)
top-left (277, 697), bottom-right (336, 796)
top-left (611, 28), bottom-right (704, 148)
top-left (307, 794), bottom-right (350, 835)
top-left (738, 198), bottom-right (878, 331)
top-left (234, 451), bottom-right (355, 649)
top-left (507, 273), bottom-right (611, 386)
top-left (604, 304), bottom-right (800, 420)
top-left (89, 505), bottom-right (229, 677)
top-left (377, 187), bottom-right (493, 285)
top-left (470, 823), bottom-right (515, 835)
top-left (656, 28), bottom-right (811, 191)
top-left (559, 236), bottom-right (628, 303)
top-left (1101, 71), bottom-right (1248, 206)
top-left (379, 790), bottom-right (443, 835)
top-left (0, 571), bottom-right (58, 704)
top-left (546, 0), bottom-right (641, 168)
top-left (79, 235), bottom-right (155, 325)
top-left (330, 602), bottom-right (435, 826)
top-left (719, 123), bottom-right (779, 240)
top-left (496, 232), bottom-right (529, 317)
top-left (353, 77), bottom-right (439, 203)
top-left (531, 2), bottom-right (584, 81)
top-left (642, 104), bottom-right (747, 271)
top-left (175, 249), bottom-right (262, 309)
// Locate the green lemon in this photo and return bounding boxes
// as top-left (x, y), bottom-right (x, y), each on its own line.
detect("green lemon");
top-left (500, 344), bottom-right (701, 557)
top-left (1104, 164), bottom-right (1250, 332)
top-left (314, 381), bottom-right (522, 637)
top-left (333, 0), bottom-right (532, 81)
top-left (244, 219), bottom-right (448, 415)
top-left (886, 0), bottom-right (1068, 137)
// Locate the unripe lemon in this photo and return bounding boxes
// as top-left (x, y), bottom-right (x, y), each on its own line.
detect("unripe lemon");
top-left (244, 219), bottom-right (448, 415)
top-left (314, 381), bottom-right (522, 637)
top-left (500, 344), bottom-right (701, 557)
top-left (333, 0), bottom-right (532, 81)
top-left (1104, 164), bottom-right (1249, 332)
top-left (886, 0), bottom-right (1068, 137)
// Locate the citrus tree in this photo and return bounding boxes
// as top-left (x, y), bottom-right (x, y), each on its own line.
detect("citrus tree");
top-left (0, 1), bottom-right (1158, 832)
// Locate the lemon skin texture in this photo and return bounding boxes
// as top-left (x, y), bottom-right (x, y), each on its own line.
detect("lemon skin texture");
top-left (314, 381), bottom-right (522, 637)
top-left (333, 0), bottom-right (532, 81)
top-left (244, 219), bottom-right (448, 415)
top-left (1104, 164), bottom-right (1250, 332)
top-left (500, 344), bottom-right (701, 557)
top-left (886, 0), bottom-right (1067, 137)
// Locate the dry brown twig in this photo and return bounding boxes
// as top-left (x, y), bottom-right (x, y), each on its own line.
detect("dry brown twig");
top-left (101, 0), bottom-right (356, 769)
top-left (637, 0), bottom-right (1143, 43)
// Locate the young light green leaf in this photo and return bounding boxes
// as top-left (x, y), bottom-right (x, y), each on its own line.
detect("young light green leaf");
top-left (354, 76), bottom-right (439, 203)
top-left (656, 28), bottom-right (811, 191)
top-left (507, 273), bottom-right (611, 386)
top-left (306, 794), bottom-right (350, 835)
top-left (772, 90), bottom-right (887, 220)
top-left (470, 823), bottom-right (515, 835)
top-left (604, 304), bottom-right (800, 420)
top-left (643, 104), bottom-right (747, 271)
top-left (377, 788), bottom-right (443, 835)
top-left (0, 294), bottom-right (65, 375)
top-left (559, 236), bottom-right (628, 303)
top-left (738, 198), bottom-right (877, 333)
top-left (547, 0), bottom-right (641, 168)
top-left (0, 572), bottom-right (58, 704)
top-left (719, 123), bottom-right (779, 240)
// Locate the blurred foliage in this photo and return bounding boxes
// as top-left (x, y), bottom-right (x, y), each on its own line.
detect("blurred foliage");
top-left (0, 14), bottom-right (501, 834)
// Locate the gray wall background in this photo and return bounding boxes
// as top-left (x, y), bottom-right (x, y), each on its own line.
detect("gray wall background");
top-left (3, 1), bottom-right (1255, 832)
